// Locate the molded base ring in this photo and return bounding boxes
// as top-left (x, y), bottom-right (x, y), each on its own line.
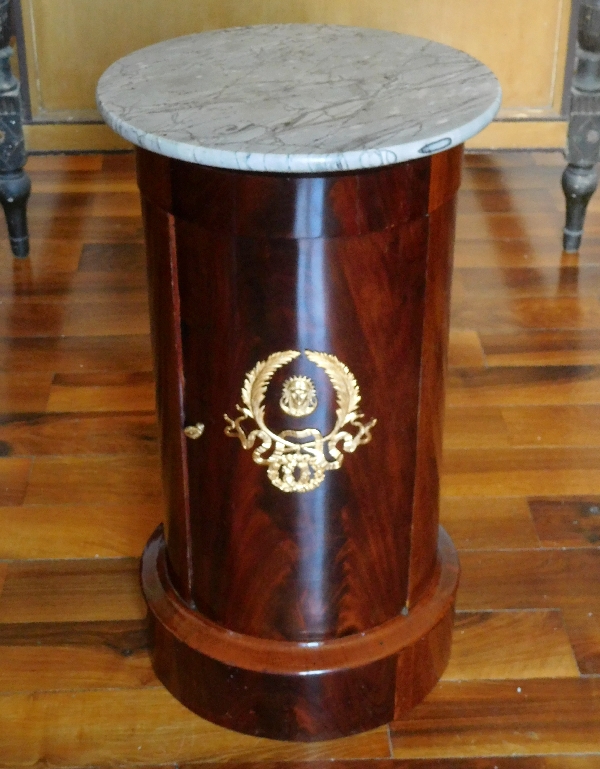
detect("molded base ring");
top-left (141, 525), bottom-right (459, 742)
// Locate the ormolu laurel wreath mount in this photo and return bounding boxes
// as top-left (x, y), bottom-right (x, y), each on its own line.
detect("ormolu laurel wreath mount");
top-left (224, 350), bottom-right (376, 494)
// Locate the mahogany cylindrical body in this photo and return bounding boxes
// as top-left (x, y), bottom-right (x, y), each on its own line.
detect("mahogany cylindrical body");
top-left (137, 144), bottom-right (462, 740)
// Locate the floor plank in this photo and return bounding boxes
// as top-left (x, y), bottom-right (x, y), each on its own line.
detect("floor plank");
top-left (0, 503), bottom-right (162, 559)
top-left (443, 610), bottom-right (579, 681)
top-left (0, 335), bottom-right (152, 374)
top-left (439, 497), bottom-right (540, 550)
top-left (447, 365), bottom-right (600, 407)
top-left (46, 371), bottom-right (155, 413)
top-left (528, 497), bottom-right (600, 547)
top-left (0, 559), bottom-right (145, 623)
top-left (0, 688), bottom-right (391, 767)
top-left (0, 457), bottom-right (32, 505)
top-left (442, 447), bottom-right (600, 497)
top-left (390, 679), bottom-right (600, 760)
top-left (24, 455), bottom-right (162, 506)
top-left (0, 412), bottom-right (157, 456)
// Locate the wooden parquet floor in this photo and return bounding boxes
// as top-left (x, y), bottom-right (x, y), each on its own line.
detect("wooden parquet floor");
top-left (0, 151), bottom-right (599, 767)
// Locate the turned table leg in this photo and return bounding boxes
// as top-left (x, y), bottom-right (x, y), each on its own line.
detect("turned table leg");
top-left (0, 0), bottom-right (29, 258)
top-left (563, 0), bottom-right (600, 253)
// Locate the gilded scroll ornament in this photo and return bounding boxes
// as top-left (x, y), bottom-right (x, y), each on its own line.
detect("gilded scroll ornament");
top-left (224, 350), bottom-right (376, 493)
top-left (184, 423), bottom-right (205, 439)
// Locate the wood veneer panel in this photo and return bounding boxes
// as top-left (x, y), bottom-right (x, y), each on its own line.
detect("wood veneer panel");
top-left (0, 687), bottom-right (391, 767)
top-left (178, 222), bottom-right (427, 634)
top-left (142, 198), bottom-right (192, 602)
top-left (429, 146), bottom-right (463, 212)
top-left (390, 678), bottom-right (600, 759)
top-left (444, 610), bottom-right (579, 681)
top-left (0, 503), bottom-right (163, 559)
top-left (0, 558), bottom-right (146, 623)
top-left (409, 198), bottom-right (456, 605)
top-left (166, 161), bottom-right (434, 640)
top-left (138, 149), bottom-right (432, 237)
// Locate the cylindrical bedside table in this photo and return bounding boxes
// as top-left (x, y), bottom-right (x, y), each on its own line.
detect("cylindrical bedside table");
top-left (97, 25), bottom-right (500, 742)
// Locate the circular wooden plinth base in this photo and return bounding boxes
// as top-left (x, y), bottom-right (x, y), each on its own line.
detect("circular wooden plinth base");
top-left (141, 526), bottom-right (459, 742)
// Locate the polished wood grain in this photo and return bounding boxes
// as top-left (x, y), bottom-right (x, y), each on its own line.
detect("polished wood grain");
top-left (1, 150), bottom-right (600, 763)
top-left (443, 610), bottom-right (579, 681)
top-left (0, 457), bottom-right (32, 504)
top-left (180, 761), bottom-right (600, 769)
top-left (46, 371), bottom-right (155, 413)
top-left (0, 502), bottom-right (163, 559)
top-left (141, 198), bottom-right (192, 602)
top-left (0, 558), bottom-right (146, 623)
top-left (391, 679), bottom-right (600, 759)
top-left (439, 497), bottom-right (540, 550)
top-left (135, 147), bottom-right (463, 739)
top-left (528, 497), bottom-right (600, 547)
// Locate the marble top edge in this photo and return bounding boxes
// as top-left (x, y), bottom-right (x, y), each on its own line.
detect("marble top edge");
top-left (97, 24), bottom-right (502, 173)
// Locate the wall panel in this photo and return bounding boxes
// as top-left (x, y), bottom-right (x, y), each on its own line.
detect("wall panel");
top-left (21, 0), bottom-right (572, 149)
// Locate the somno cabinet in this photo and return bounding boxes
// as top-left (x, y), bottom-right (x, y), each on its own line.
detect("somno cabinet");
top-left (98, 24), bottom-right (501, 741)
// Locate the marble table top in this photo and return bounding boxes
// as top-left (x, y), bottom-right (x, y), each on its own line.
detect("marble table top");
top-left (97, 24), bottom-right (501, 173)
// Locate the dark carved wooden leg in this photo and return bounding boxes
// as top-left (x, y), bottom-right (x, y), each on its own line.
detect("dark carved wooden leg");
top-left (0, 0), bottom-right (29, 258)
top-left (563, 0), bottom-right (600, 253)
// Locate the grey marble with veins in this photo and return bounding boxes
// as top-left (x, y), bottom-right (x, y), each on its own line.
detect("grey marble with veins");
top-left (97, 24), bottom-right (501, 173)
